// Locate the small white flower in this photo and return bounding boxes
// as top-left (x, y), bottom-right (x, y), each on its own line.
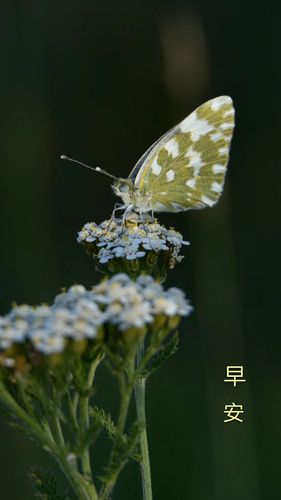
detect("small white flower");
top-left (152, 297), bottom-right (178, 316)
top-left (2, 357), bottom-right (15, 368)
top-left (117, 302), bottom-right (153, 330)
top-left (72, 319), bottom-right (97, 339)
top-left (68, 285), bottom-right (86, 294)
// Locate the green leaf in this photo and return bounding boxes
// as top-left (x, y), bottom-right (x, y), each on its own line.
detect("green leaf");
top-left (142, 331), bottom-right (179, 378)
top-left (29, 466), bottom-right (70, 500)
top-left (99, 420), bottom-right (144, 484)
top-left (74, 406), bottom-right (115, 452)
top-left (88, 406), bottom-right (142, 462)
top-left (89, 406), bottom-right (116, 440)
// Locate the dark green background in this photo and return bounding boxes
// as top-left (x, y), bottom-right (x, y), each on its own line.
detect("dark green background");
top-left (0, 1), bottom-right (280, 499)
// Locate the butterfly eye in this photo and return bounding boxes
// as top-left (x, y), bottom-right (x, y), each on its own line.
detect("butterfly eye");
top-left (119, 183), bottom-right (129, 193)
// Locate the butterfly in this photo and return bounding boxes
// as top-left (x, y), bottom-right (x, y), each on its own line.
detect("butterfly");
top-left (61, 95), bottom-right (235, 218)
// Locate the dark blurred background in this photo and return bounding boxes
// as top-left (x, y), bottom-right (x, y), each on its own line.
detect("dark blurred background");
top-left (0, 1), bottom-right (280, 499)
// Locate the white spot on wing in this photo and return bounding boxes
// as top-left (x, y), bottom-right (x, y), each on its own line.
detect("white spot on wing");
top-left (185, 146), bottom-right (200, 160)
top-left (223, 135), bottom-right (232, 142)
top-left (201, 195), bottom-right (215, 206)
top-left (186, 179), bottom-right (196, 188)
top-left (211, 96), bottom-right (232, 111)
top-left (219, 147), bottom-right (228, 155)
top-left (151, 158), bottom-right (162, 176)
top-left (220, 122), bottom-right (234, 130)
top-left (212, 164), bottom-right (226, 174)
top-left (210, 132), bottom-right (223, 142)
top-left (212, 181), bottom-right (223, 193)
top-left (191, 119), bottom-right (214, 141)
top-left (185, 146), bottom-right (196, 159)
top-left (224, 109), bottom-right (235, 117)
top-left (164, 138), bottom-right (179, 158)
top-left (185, 147), bottom-right (204, 175)
top-left (180, 111), bottom-right (197, 132)
top-left (190, 158), bottom-right (204, 175)
top-left (180, 114), bottom-right (214, 141)
top-left (166, 170), bottom-right (175, 182)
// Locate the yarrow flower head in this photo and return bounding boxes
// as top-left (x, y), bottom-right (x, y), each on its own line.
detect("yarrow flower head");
top-left (0, 274), bottom-right (192, 367)
top-left (77, 212), bottom-right (189, 280)
top-left (0, 287), bottom-right (105, 366)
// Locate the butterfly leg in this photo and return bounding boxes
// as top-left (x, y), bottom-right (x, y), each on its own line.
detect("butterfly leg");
top-left (138, 211), bottom-right (149, 234)
top-left (106, 203), bottom-right (126, 232)
top-left (121, 204), bottom-right (134, 233)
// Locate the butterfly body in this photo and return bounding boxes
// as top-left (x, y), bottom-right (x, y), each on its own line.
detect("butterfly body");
top-left (112, 95), bottom-right (235, 214)
top-left (112, 179), bottom-right (158, 213)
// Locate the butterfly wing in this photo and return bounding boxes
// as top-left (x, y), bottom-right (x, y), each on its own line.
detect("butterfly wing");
top-left (130, 96), bottom-right (235, 212)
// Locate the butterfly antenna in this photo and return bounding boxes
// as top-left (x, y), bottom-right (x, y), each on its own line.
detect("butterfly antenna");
top-left (60, 155), bottom-right (118, 181)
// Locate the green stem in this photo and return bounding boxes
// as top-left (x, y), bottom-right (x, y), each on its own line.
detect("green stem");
top-left (78, 356), bottom-right (102, 499)
top-left (99, 351), bottom-right (136, 499)
top-left (67, 390), bottom-right (79, 432)
top-left (116, 375), bottom-right (132, 435)
top-left (52, 412), bottom-right (65, 448)
top-left (16, 376), bottom-right (36, 419)
top-left (56, 452), bottom-right (96, 500)
top-left (80, 395), bottom-right (92, 475)
top-left (134, 341), bottom-right (153, 500)
top-left (51, 386), bottom-right (65, 449)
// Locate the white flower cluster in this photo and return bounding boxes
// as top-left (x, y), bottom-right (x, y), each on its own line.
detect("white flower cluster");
top-left (77, 214), bottom-right (189, 264)
top-left (0, 275), bottom-right (192, 357)
top-left (91, 273), bottom-right (192, 330)
top-left (0, 291), bottom-right (104, 356)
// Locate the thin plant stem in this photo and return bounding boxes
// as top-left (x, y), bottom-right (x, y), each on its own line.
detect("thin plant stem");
top-left (134, 341), bottom-right (153, 500)
top-left (79, 356), bottom-right (103, 498)
top-left (80, 395), bottom-right (92, 475)
top-left (16, 376), bottom-right (37, 419)
top-left (56, 452), bottom-right (96, 500)
top-left (67, 390), bottom-right (79, 432)
top-left (99, 350), bottom-right (136, 500)
top-left (51, 386), bottom-right (65, 449)
top-left (51, 412), bottom-right (65, 448)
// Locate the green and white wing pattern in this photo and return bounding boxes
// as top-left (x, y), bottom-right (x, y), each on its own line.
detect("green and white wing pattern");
top-left (133, 96), bottom-right (235, 212)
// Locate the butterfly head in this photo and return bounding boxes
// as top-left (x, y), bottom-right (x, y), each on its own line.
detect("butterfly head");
top-left (112, 178), bottom-right (134, 206)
